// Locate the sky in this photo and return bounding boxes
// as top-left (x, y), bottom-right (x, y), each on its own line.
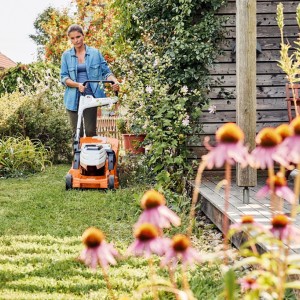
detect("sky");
top-left (0, 0), bottom-right (75, 64)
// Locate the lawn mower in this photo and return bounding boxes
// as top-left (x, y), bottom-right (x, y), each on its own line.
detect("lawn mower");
top-left (66, 80), bottom-right (119, 190)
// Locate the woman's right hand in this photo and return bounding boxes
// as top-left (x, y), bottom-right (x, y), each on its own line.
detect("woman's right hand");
top-left (77, 83), bottom-right (86, 93)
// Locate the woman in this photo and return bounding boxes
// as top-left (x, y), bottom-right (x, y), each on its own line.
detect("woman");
top-left (60, 24), bottom-right (119, 137)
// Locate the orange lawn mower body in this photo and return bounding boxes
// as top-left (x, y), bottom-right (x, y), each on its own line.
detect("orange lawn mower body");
top-left (66, 80), bottom-right (119, 190)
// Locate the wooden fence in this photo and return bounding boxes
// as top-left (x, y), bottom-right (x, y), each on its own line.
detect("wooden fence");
top-left (96, 116), bottom-right (122, 140)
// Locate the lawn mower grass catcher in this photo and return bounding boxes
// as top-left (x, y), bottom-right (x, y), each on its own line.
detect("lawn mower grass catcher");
top-left (66, 80), bottom-right (119, 190)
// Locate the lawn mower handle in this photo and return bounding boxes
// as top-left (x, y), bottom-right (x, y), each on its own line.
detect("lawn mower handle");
top-left (82, 80), bottom-right (118, 96)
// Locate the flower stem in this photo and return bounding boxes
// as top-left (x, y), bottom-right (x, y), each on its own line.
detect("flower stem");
top-left (291, 84), bottom-right (299, 117)
top-left (187, 161), bottom-right (206, 237)
top-left (291, 163), bottom-right (300, 219)
top-left (148, 257), bottom-right (158, 300)
top-left (267, 167), bottom-right (276, 215)
top-left (168, 264), bottom-right (180, 300)
top-left (223, 162), bottom-right (231, 265)
top-left (100, 264), bottom-right (116, 300)
top-left (279, 166), bottom-right (286, 212)
top-left (181, 265), bottom-right (190, 294)
top-left (277, 242), bottom-right (288, 300)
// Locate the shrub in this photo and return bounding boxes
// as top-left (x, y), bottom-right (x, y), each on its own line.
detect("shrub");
top-left (0, 62), bottom-right (60, 97)
top-left (0, 62), bottom-right (73, 163)
top-left (112, 0), bottom-right (227, 193)
top-left (0, 92), bottom-right (72, 163)
top-left (0, 136), bottom-right (51, 177)
top-left (0, 91), bottom-right (29, 127)
top-left (118, 153), bottom-right (154, 187)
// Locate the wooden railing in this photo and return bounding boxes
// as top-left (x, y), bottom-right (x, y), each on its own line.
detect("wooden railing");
top-left (96, 116), bottom-right (122, 140)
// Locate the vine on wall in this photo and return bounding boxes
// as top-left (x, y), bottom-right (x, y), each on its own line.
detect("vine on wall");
top-left (113, 0), bottom-right (227, 193)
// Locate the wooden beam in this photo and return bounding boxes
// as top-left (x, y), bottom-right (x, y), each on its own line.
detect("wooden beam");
top-left (236, 0), bottom-right (257, 187)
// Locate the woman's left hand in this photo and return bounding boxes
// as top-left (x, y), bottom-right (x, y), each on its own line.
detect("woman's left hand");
top-left (112, 82), bottom-right (120, 92)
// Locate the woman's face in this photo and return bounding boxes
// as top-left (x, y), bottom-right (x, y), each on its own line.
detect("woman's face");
top-left (68, 30), bottom-right (84, 49)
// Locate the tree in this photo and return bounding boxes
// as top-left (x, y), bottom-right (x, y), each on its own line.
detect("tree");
top-left (29, 7), bottom-right (63, 61)
top-left (29, 0), bottom-right (117, 65)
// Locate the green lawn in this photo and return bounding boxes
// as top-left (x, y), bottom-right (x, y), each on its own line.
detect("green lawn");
top-left (0, 165), bottom-right (223, 299)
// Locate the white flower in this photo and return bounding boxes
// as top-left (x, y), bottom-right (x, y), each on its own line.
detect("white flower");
top-left (208, 105), bottom-right (217, 114)
top-left (178, 291), bottom-right (189, 300)
top-left (145, 86), bottom-right (153, 94)
top-left (180, 85), bottom-right (188, 94)
top-left (182, 116), bottom-right (190, 126)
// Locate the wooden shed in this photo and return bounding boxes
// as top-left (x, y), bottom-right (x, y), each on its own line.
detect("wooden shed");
top-left (190, 0), bottom-right (299, 159)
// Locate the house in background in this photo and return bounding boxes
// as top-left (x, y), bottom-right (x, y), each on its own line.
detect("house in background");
top-left (0, 52), bottom-right (17, 71)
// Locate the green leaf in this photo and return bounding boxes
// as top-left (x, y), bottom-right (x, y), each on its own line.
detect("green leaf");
top-left (222, 268), bottom-right (238, 300)
top-left (153, 164), bottom-right (163, 172)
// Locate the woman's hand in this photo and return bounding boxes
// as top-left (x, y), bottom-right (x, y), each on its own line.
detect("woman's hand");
top-left (77, 83), bottom-right (86, 93)
top-left (112, 82), bottom-right (120, 92)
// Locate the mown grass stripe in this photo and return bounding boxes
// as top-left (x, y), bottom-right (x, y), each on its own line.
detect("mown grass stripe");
top-left (0, 165), bottom-right (223, 299)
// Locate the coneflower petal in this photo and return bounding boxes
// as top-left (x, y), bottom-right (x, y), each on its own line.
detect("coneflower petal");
top-left (158, 206), bottom-right (181, 227)
top-left (276, 186), bottom-right (296, 204)
top-left (256, 185), bottom-right (270, 199)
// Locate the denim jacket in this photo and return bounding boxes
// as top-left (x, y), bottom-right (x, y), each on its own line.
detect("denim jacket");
top-left (60, 45), bottom-right (112, 111)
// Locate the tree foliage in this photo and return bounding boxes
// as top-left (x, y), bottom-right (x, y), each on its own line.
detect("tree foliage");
top-left (29, 0), bottom-right (117, 65)
top-left (114, 0), bottom-right (226, 87)
top-left (29, 7), bottom-right (61, 61)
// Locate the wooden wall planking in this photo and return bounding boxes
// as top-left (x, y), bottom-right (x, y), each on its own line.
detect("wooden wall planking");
top-left (190, 0), bottom-right (298, 160)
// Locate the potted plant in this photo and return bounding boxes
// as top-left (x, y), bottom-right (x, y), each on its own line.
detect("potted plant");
top-left (116, 118), bottom-right (146, 154)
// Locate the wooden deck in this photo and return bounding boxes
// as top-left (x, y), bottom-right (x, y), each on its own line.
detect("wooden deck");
top-left (189, 172), bottom-right (300, 254)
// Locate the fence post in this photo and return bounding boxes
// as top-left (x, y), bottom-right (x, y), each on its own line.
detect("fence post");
top-left (236, 0), bottom-right (257, 202)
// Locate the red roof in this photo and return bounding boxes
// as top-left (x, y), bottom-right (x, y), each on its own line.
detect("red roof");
top-left (0, 52), bottom-right (17, 69)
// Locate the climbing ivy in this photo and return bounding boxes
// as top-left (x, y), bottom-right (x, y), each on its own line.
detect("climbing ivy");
top-left (113, 0), bottom-right (227, 192)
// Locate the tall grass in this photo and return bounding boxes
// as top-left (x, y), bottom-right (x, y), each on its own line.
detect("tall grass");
top-left (0, 136), bottom-right (51, 177)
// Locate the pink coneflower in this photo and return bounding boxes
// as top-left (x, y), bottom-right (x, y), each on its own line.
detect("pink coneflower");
top-left (256, 173), bottom-right (295, 204)
top-left (239, 277), bottom-right (259, 292)
top-left (249, 127), bottom-right (282, 169)
top-left (127, 223), bottom-right (170, 258)
top-left (78, 227), bottom-right (119, 270)
top-left (275, 117), bottom-right (300, 165)
top-left (202, 123), bottom-right (249, 169)
top-left (136, 190), bottom-right (181, 229)
top-left (230, 215), bottom-right (266, 232)
top-left (270, 214), bottom-right (300, 242)
top-left (161, 234), bottom-right (202, 268)
top-left (275, 123), bottom-right (293, 141)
